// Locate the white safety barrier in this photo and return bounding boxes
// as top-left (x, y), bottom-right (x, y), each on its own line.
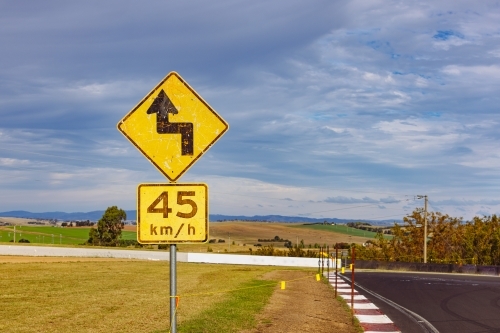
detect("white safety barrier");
top-left (186, 252), bottom-right (324, 267)
top-left (0, 245), bottom-right (339, 268)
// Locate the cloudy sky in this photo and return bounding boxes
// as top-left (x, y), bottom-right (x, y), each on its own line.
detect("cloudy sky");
top-left (1, 0), bottom-right (499, 220)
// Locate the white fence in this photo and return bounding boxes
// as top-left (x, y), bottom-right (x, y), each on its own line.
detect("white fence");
top-left (0, 245), bottom-right (336, 268)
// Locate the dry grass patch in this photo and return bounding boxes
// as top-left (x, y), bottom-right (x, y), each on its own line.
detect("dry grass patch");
top-left (122, 221), bottom-right (372, 254)
top-left (240, 271), bottom-right (361, 333)
top-left (0, 260), bottom-right (276, 333)
top-left (179, 222), bottom-right (371, 253)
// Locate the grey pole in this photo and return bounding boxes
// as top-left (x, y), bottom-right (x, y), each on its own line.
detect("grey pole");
top-left (170, 244), bottom-right (177, 333)
top-left (424, 195), bottom-right (428, 264)
top-left (417, 195), bottom-right (428, 263)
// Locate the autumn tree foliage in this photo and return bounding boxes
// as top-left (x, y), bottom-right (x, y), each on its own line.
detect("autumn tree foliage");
top-left (461, 215), bottom-right (500, 265)
top-left (357, 209), bottom-right (500, 265)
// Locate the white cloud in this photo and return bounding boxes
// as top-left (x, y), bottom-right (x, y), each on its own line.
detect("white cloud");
top-left (375, 119), bottom-right (430, 134)
top-left (324, 196), bottom-right (379, 204)
top-left (488, 49), bottom-right (500, 58)
top-left (433, 38), bottom-right (472, 50)
top-left (0, 158), bottom-right (30, 167)
top-left (442, 65), bottom-right (500, 78)
top-left (0, 0), bottom-right (499, 222)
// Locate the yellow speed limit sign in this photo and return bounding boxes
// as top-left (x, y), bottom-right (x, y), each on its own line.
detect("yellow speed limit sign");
top-left (137, 183), bottom-right (208, 244)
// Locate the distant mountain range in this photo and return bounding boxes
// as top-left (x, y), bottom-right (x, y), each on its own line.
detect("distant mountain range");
top-left (0, 210), bottom-right (117, 221)
top-left (0, 210), bottom-right (398, 225)
top-left (210, 214), bottom-right (399, 225)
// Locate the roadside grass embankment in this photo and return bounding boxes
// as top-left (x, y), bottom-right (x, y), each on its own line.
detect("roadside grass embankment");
top-left (0, 260), bottom-right (281, 333)
top-left (174, 279), bottom-right (276, 333)
top-left (320, 276), bottom-right (364, 333)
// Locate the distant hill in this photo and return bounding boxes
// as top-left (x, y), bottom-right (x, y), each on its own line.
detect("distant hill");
top-left (0, 210), bottom-right (398, 225)
top-left (0, 210), bottom-right (136, 221)
top-left (210, 214), bottom-right (398, 225)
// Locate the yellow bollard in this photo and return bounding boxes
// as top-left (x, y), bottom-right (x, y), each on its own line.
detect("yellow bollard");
top-left (341, 267), bottom-right (345, 274)
top-left (280, 281), bottom-right (286, 290)
top-left (349, 264), bottom-right (353, 270)
top-left (316, 274), bottom-right (320, 281)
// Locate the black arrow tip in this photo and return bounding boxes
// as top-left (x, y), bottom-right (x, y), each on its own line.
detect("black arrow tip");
top-left (147, 90), bottom-right (178, 117)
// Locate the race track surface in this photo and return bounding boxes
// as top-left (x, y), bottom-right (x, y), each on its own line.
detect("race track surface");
top-left (350, 271), bottom-right (500, 333)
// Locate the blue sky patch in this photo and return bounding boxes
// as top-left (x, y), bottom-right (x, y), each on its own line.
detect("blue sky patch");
top-left (433, 30), bottom-right (464, 40)
top-left (425, 112), bottom-right (442, 118)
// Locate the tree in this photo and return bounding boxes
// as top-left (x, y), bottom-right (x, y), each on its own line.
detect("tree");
top-left (352, 209), bottom-right (500, 265)
top-left (88, 206), bottom-right (126, 246)
top-left (462, 215), bottom-right (500, 265)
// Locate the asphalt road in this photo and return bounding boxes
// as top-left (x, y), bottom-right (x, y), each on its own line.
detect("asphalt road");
top-left (345, 270), bottom-right (500, 333)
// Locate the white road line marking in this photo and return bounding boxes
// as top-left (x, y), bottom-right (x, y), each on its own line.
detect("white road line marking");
top-left (357, 314), bottom-right (394, 324)
top-left (326, 272), bottom-right (402, 333)
top-left (337, 288), bottom-right (356, 292)
top-left (340, 294), bottom-right (368, 300)
top-left (353, 303), bottom-right (379, 309)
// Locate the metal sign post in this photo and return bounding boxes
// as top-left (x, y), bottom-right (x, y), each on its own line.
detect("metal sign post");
top-left (170, 244), bottom-right (177, 333)
top-left (117, 72), bottom-right (229, 333)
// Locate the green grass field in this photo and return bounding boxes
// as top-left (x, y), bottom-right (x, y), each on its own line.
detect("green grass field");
top-left (292, 224), bottom-right (390, 239)
top-left (0, 226), bottom-right (136, 245)
top-left (0, 260), bottom-right (282, 333)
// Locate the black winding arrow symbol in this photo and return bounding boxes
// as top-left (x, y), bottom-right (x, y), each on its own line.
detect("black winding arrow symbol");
top-left (146, 90), bottom-right (194, 155)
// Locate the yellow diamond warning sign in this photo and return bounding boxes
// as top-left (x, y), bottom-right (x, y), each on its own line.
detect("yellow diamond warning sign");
top-left (117, 72), bottom-right (229, 182)
top-left (137, 183), bottom-right (208, 244)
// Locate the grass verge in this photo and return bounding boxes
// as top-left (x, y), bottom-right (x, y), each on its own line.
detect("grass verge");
top-left (0, 260), bottom-right (275, 333)
top-left (171, 279), bottom-right (276, 333)
top-left (320, 276), bottom-right (364, 333)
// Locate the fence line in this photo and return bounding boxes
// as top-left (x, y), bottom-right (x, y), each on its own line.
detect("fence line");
top-left (0, 245), bottom-right (344, 268)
